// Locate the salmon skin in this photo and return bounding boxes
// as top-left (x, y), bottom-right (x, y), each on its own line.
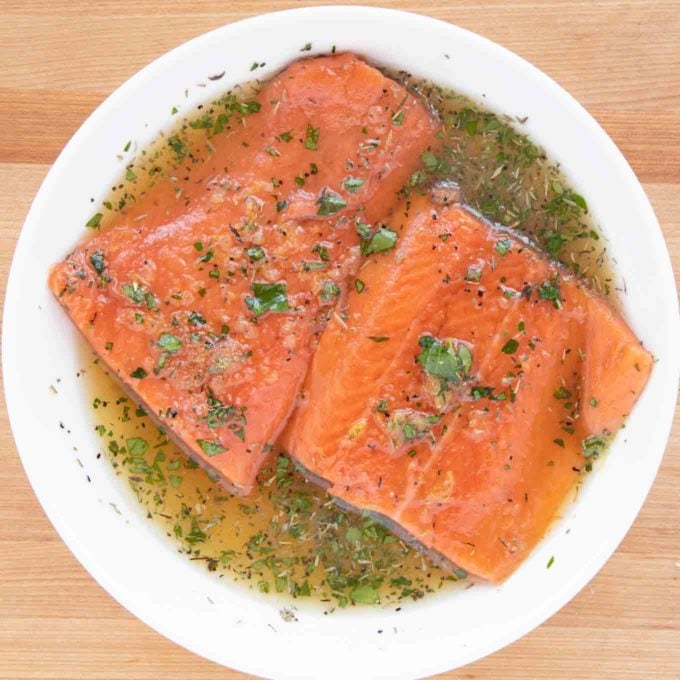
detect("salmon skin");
top-left (49, 54), bottom-right (440, 494)
top-left (281, 192), bottom-right (653, 582)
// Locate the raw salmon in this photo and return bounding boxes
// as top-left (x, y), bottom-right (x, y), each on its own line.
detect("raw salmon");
top-left (49, 54), bottom-right (440, 494)
top-left (281, 193), bottom-right (652, 582)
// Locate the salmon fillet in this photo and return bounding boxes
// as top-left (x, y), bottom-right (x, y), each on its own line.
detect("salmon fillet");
top-left (281, 193), bottom-right (653, 582)
top-left (49, 54), bottom-right (440, 494)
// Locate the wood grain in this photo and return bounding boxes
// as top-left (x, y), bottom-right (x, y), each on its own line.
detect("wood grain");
top-left (0, 1), bottom-right (678, 678)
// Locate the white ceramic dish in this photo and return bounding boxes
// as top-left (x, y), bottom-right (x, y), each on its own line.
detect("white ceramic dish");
top-left (4, 6), bottom-right (678, 679)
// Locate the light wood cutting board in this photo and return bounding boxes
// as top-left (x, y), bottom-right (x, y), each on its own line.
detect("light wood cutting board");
top-left (0, 1), bottom-right (678, 677)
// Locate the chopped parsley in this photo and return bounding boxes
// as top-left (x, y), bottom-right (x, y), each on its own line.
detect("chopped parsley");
top-left (538, 277), bottom-right (562, 309)
top-left (196, 439), bottom-right (227, 457)
top-left (320, 281), bottom-right (341, 301)
top-left (126, 437), bottom-right (148, 455)
top-left (417, 335), bottom-right (472, 385)
top-left (246, 246), bottom-right (266, 262)
top-left (86, 213), bottom-right (103, 229)
top-left (245, 282), bottom-right (290, 317)
top-left (341, 176), bottom-right (365, 193)
top-left (316, 189), bottom-right (347, 216)
top-left (391, 110), bottom-right (405, 126)
top-left (188, 311), bottom-right (206, 325)
top-left (312, 244), bottom-right (330, 261)
top-left (361, 226), bottom-right (398, 256)
top-left (305, 124), bottom-right (320, 150)
top-left (495, 239), bottom-right (511, 255)
top-left (582, 436), bottom-right (606, 459)
top-left (350, 584), bottom-right (379, 605)
top-left (157, 333), bottom-right (182, 353)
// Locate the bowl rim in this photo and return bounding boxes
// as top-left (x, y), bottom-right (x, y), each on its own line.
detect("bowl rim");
top-left (4, 6), bottom-right (679, 678)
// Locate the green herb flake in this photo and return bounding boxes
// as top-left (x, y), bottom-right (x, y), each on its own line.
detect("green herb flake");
top-left (349, 584), bottom-right (379, 605)
top-left (303, 261), bottom-right (327, 271)
top-left (355, 279), bottom-right (365, 294)
top-left (121, 282), bottom-right (144, 304)
top-left (188, 311), bottom-right (206, 325)
top-left (538, 277), bottom-right (562, 309)
top-left (342, 176), bottom-right (364, 193)
top-left (189, 114), bottom-right (214, 130)
top-left (245, 282), bottom-right (290, 317)
top-left (232, 101), bottom-right (261, 116)
top-left (582, 436), bottom-right (605, 459)
top-left (86, 213), bottom-right (103, 229)
top-left (126, 437), bottom-right (148, 455)
top-left (465, 267), bottom-right (482, 282)
top-left (312, 244), bottom-right (330, 261)
top-left (345, 527), bottom-right (362, 544)
top-left (320, 281), bottom-right (341, 301)
top-left (368, 336), bottom-right (390, 343)
top-left (391, 110), bottom-right (405, 126)
top-left (501, 338), bottom-right (519, 354)
top-left (417, 335), bottom-right (472, 384)
top-left (157, 332), bottom-right (182, 353)
top-left (246, 246), bottom-right (266, 262)
top-left (471, 386), bottom-right (493, 401)
top-left (130, 367), bottom-right (148, 379)
top-left (362, 227), bottom-right (398, 256)
top-left (316, 189), bottom-right (347, 216)
top-left (168, 134), bottom-right (189, 161)
top-left (355, 221), bottom-right (372, 240)
top-left (196, 439), bottom-right (227, 457)
top-left (304, 124), bottom-right (320, 150)
top-left (421, 150), bottom-right (444, 173)
top-left (495, 239), bottom-right (511, 256)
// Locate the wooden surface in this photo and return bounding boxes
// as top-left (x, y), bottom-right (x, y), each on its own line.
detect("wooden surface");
top-left (0, 1), bottom-right (678, 677)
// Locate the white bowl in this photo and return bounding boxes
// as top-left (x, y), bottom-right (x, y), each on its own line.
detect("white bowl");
top-left (4, 6), bottom-right (678, 679)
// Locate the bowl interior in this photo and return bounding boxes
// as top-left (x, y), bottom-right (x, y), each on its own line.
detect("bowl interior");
top-left (4, 7), bottom-right (678, 679)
